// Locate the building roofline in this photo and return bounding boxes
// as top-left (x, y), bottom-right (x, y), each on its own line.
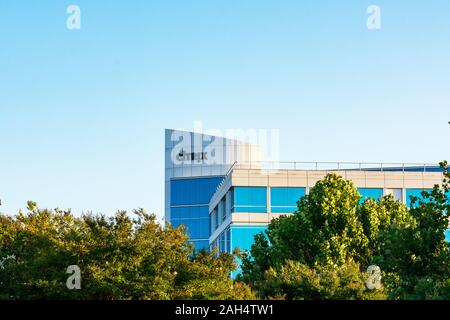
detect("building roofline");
top-left (208, 161), bottom-right (446, 208)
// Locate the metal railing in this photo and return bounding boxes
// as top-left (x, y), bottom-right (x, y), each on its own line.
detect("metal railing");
top-left (209, 161), bottom-right (443, 204)
top-left (231, 161), bottom-right (441, 172)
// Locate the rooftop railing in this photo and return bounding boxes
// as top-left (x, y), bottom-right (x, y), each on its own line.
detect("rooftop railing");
top-left (209, 161), bottom-right (444, 204)
top-left (232, 161), bottom-right (442, 172)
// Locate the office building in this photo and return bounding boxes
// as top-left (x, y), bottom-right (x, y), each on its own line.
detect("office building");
top-left (165, 129), bottom-right (447, 274)
top-left (208, 162), bottom-right (446, 276)
top-left (165, 129), bottom-right (261, 250)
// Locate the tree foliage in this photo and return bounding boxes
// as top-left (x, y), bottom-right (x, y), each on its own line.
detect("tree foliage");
top-left (2, 162), bottom-right (450, 300)
top-left (241, 163), bottom-right (450, 300)
top-left (374, 161), bottom-right (450, 299)
top-left (0, 203), bottom-right (254, 300)
top-left (257, 259), bottom-right (386, 300)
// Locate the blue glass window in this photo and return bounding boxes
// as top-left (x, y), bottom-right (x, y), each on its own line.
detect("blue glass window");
top-left (226, 227), bottom-right (231, 253)
top-left (219, 232), bottom-right (225, 252)
top-left (171, 216), bottom-right (210, 239)
top-left (230, 225), bottom-right (267, 253)
top-left (446, 230), bottom-right (450, 242)
top-left (230, 225), bottom-right (268, 278)
top-left (170, 177), bottom-right (223, 206)
top-left (270, 187), bottom-right (305, 213)
top-left (170, 177), bottom-right (223, 243)
top-left (191, 240), bottom-right (209, 251)
top-left (232, 187), bottom-right (267, 213)
top-left (171, 206), bottom-right (209, 220)
top-left (211, 207), bottom-right (218, 232)
top-left (171, 206), bottom-right (210, 239)
top-left (427, 228), bottom-right (450, 243)
top-left (406, 189), bottom-right (432, 208)
top-left (358, 188), bottom-right (383, 202)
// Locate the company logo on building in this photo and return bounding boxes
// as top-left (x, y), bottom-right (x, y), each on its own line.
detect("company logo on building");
top-left (168, 121), bottom-right (280, 167)
top-left (176, 150), bottom-right (208, 162)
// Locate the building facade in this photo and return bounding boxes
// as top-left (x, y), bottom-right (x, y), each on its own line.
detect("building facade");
top-left (164, 129), bottom-right (261, 250)
top-left (165, 129), bottom-right (447, 275)
top-left (208, 162), bottom-right (447, 276)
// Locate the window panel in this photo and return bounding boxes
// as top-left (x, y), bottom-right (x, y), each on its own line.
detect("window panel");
top-left (270, 187), bottom-right (305, 213)
top-left (226, 227), bottom-right (231, 253)
top-left (171, 206), bottom-right (209, 220)
top-left (232, 187), bottom-right (267, 213)
top-left (230, 225), bottom-right (268, 278)
top-left (219, 232), bottom-right (225, 252)
top-left (230, 225), bottom-right (268, 253)
top-left (170, 177), bottom-right (223, 206)
top-left (171, 218), bottom-right (209, 239)
top-left (222, 196), bottom-right (228, 222)
top-left (191, 240), bottom-right (209, 251)
top-left (171, 207), bottom-right (210, 240)
top-left (406, 189), bottom-right (432, 208)
top-left (211, 207), bottom-right (218, 232)
top-left (358, 188), bottom-right (383, 202)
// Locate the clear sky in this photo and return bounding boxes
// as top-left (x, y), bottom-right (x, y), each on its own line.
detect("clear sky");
top-left (1, 1), bottom-right (449, 219)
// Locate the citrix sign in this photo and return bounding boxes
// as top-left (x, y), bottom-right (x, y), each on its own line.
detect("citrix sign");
top-left (170, 130), bottom-right (224, 165)
top-left (176, 150), bottom-right (208, 162)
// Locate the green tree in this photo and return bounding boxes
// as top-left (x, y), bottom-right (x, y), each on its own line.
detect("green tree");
top-left (0, 203), bottom-right (254, 300)
top-left (358, 195), bottom-right (414, 266)
top-left (257, 259), bottom-right (386, 300)
top-left (240, 173), bottom-right (412, 299)
top-left (375, 161), bottom-right (450, 299)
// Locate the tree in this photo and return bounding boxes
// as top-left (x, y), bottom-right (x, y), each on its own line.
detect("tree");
top-left (173, 250), bottom-right (255, 300)
top-left (0, 203), bottom-right (254, 300)
top-left (240, 173), bottom-right (412, 299)
top-left (257, 259), bottom-right (386, 300)
top-left (375, 161), bottom-right (450, 299)
top-left (358, 195), bottom-right (414, 267)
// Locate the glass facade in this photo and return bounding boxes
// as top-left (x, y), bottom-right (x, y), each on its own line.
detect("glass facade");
top-left (226, 227), bottom-right (231, 253)
top-left (231, 225), bottom-right (267, 252)
top-left (446, 230), bottom-right (450, 242)
top-left (358, 188), bottom-right (383, 202)
top-left (210, 183), bottom-right (450, 278)
top-left (192, 240), bottom-right (210, 251)
top-left (171, 206), bottom-right (210, 239)
top-left (210, 226), bottom-right (231, 253)
top-left (270, 187), bottom-right (305, 213)
top-left (211, 225), bottom-right (268, 277)
top-left (407, 189), bottom-right (450, 243)
top-left (170, 176), bottom-right (223, 250)
top-left (232, 187), bottom-right (267, 213)
top-left (211, 191), bottom-right (233, 234)
top-left (171, 177), bottom-right (223, 206)
top-left (230, 225), bottom-right (268, 277)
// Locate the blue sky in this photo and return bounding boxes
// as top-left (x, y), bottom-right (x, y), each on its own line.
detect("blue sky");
top-left (1, 1), bottom-right (449, 218)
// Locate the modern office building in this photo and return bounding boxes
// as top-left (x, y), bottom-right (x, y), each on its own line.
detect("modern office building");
top-left (165, 129), bottom-right (261, 250)
top-left (208, 162), bottom-right (447, 276)
top-left (165, 129), bottom-right (447, 274)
